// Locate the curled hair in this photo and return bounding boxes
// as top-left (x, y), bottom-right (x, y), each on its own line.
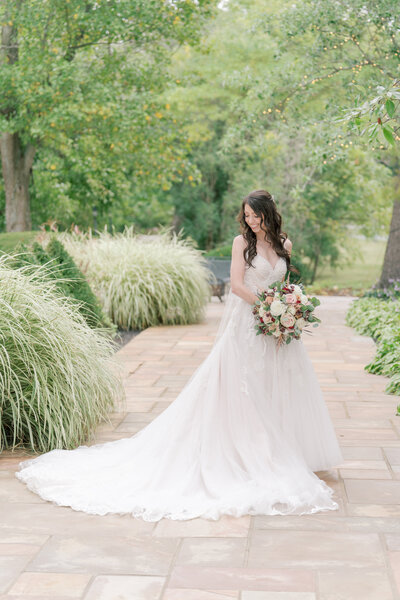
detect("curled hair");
top-left (237, 189), bottom-right (295, 273)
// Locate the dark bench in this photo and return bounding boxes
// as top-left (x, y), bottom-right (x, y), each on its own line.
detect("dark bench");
top-left (205, 258), bottom-right (231, 301)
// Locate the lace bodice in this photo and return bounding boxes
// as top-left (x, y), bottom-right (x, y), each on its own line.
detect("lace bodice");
top-left (244, 254), bottom-right (287, 293)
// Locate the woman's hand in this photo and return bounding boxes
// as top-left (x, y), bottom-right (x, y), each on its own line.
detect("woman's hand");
top-left (230, 236), bottom-right (258, 305)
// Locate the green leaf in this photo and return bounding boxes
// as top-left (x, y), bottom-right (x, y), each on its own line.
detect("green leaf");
top-left (383, 127), bottom-right (395, 145)
top-left (385, 99), bottom-right (396, 118)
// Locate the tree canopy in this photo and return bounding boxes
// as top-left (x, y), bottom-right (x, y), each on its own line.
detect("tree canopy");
top-left (0, 0), bottom-right (216, 230)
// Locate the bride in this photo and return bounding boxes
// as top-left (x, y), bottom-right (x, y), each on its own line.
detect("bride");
top-left (16, 189), bottom-right (344, 521)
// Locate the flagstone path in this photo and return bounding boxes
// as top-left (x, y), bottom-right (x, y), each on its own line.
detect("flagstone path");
top-left (1, 296), bottom-right (400, 600)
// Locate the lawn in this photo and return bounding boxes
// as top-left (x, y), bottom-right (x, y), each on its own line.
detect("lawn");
top-left (312, 238), bottom-right (386, 294)
top-left (0, 231), bottom-right (38, 253)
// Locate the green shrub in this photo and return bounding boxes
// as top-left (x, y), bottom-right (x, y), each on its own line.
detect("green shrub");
top-left (61, 228), bottom-right (211, 330)
top-left (346, 297), bottom-right (400, 396)
top-left (0, 259), bottom-right (123, 453)
top-left (46, 238), bottom-right (109, 328)
top-left (205, 244), bottom-right (232, 257)
top-left (10, 238), bottom-right (108, 329)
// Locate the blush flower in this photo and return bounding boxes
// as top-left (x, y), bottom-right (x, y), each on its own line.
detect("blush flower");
top-left (280, 313), bottom-right (295, 328)
top-left (285, 293), bottom-right (297, 304)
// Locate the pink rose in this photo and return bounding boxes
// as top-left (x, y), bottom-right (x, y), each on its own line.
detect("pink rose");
top-left (285, 293), bottom-right (297, 304)
top-left (280, 313), bottom-right (295, 328)
top-left (265, 295), bottom-right (274, 305)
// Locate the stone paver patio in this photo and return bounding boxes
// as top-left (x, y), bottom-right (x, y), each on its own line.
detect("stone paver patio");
top-left (1, 296), bottom-right (400, 600)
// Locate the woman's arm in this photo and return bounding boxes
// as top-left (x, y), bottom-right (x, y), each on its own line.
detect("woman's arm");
top-left (230, 235), bottom-right (258, 305)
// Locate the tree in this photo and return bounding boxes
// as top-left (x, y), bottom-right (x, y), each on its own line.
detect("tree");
top-left (160, 0), bottom-right (393, 275)
top-left (267, 0), bottom-right (400, 285)
top-left (0, 0), bottom-right (216, 231)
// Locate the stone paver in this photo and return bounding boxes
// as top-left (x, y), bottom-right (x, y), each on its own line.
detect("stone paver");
top-left (1, 296), bottom-right (400, 599)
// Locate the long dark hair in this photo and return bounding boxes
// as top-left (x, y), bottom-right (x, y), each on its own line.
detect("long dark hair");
top-left (237, 189), bottom-right (294, 272)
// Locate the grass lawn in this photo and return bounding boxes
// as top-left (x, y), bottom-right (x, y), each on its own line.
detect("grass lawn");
top-left (0, 231), bottom-right (38, 254)
top-left (311, 238), bottom-right (386, 294)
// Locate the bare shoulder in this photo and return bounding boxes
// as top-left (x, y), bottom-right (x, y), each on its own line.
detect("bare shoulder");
top-left (232, 234), bottom-right (246, 248)
top-left (231, 235), bottom-right (247, 263)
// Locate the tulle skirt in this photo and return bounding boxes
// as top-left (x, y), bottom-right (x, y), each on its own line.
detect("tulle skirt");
top-left (16, 292), bottom-right (343, 521)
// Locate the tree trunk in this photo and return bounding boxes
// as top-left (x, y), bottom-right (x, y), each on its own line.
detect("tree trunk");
top-left (0, 133), bottom-right (35, 232)
top-left (1, 19), bottom-right (35, 231)
top-left (379, 197), bottom-right (400, 286)
top-left (310, 247), bottom-right (320, 284)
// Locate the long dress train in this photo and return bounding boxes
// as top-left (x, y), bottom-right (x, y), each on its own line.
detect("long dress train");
top-left (16, 254), bottom-right (344, 521)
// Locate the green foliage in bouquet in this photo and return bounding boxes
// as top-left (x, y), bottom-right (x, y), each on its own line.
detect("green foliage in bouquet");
top-left (61, 228), bottom-right (211, 330)
top-left (0, 259), bottom-right (123, 453)
top-left (10, 238), bottom-right (109, 329)
top-left (346, 297), bottom-right (400, 398)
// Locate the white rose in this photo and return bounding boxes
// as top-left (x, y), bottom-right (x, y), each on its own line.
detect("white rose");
top-left (288, 305), bottom-right (296, 315)
top-left (270, 300), bottom-right (285, 316)
top-left (300, 294), bottom-right (308, 304)
top-left (293, 285), bottom-right (302, 297)
top-left (296, 317), bottom-right (306, 330)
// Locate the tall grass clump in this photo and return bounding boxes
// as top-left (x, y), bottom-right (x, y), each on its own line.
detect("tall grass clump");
top-left (346, 297), bottom-right (400, 396)
top-left (61, 229), bottom-right (211, 330)
top-left (0, 258), bottom-right (123, 453)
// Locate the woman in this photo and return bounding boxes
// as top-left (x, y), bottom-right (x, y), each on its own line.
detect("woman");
top-left (16, 189), bottom-right (343, 521)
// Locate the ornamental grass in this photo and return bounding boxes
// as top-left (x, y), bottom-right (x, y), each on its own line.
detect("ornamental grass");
top-left (61, 228), bottom-right (211, 330)
top-left (0, 259), bottom-right (123, 453)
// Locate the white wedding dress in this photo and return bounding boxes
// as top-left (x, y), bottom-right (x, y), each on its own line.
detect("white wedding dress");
top-left (16, 254), bottom-right (344, 521)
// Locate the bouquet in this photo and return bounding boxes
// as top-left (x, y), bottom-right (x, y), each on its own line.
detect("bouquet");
top-left (252, 278), bottom-right (321, 346)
